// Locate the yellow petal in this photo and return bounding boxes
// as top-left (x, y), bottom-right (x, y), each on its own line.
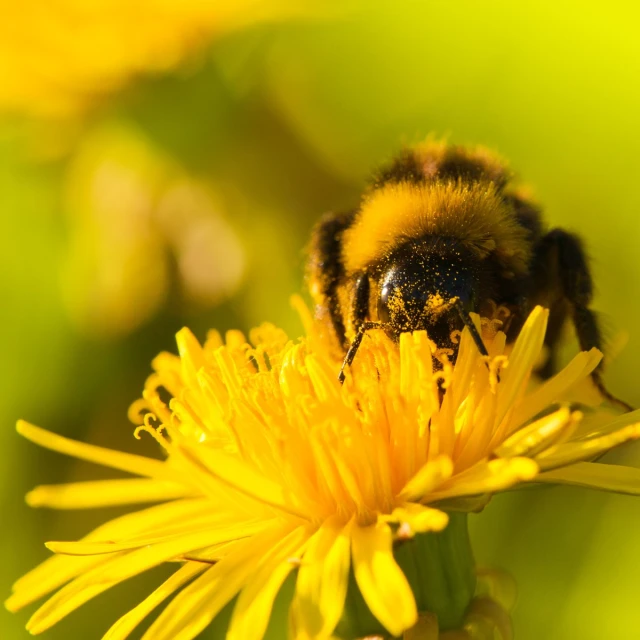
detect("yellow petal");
top-left (47, 519), bottom-right (265, 566)
top-left (536, 461), bottom-right (640, 495)
top-left (398, 455), bottom-right (454, 502)
top-left (445, 318), bottom-right (484, 409)
top-left (178, 444), bottom-right (310, 520)
top-left (494, 306), bottom-right (548, 427)
top-left (26, 555), bottom-right (123, 634)
top-left (510, 349), bottom-right (602, 427)
top-left (5, 556), bottom-right (99, 614)
top-left (45, 517), bottom-right (261, 556)
top-left (390, 504), bottom-right (449, 534)
top-left (176, 327), bottom-right (206, 390)
top-left (535, 423), bottom-right (640, 470)
top-left (294, 518), bottom-right (351, 640)
top-left (103, 563), bottom-right (206, 640)
top-left (7, 499), bottom-right (212, 611)
top-left (227, 526), bottom-right (310, 640)
top-left (494, 407), bottom-right (578, 459)
top-left (26, 478), bottom-right (195, 509)
top-left (142, 523), bottom-right (294, 640)
top-left (573, 407), bottom-right (640, 439)
top-left (351, 521), bottom-right (417, 637)
top-left (16, 421), bottom-right (176, 480)
top-left (305, 354), bottom-right (342, 403)
top-left (26, 522), bottom-right (269, 633)
top-left (430, 458), bottom-right (539, 501)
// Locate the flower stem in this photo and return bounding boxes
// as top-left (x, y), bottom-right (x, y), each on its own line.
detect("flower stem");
top-left (338, 513), bottom-right (476, 638)
top-left (396, 512), bottom-right (476, 631)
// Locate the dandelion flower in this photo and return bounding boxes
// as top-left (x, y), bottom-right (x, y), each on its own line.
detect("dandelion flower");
top-left (7, 304), bottom-right (640, 639)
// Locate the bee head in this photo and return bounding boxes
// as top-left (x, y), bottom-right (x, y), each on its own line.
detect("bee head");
top-left (377, 239), bottom-right (483, 348)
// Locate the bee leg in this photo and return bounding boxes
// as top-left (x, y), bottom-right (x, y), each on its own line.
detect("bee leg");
top-left (338, 321), bottom-right (384, 384)
top-left (338, 274), bottom-right (378, 383)
top-left (537, 299), bottom-right (570, 379)
top-left (453, 299), bottom-right (489, 357)
top-left (351, 273), bottom-right (371, 329)
top-left (574, 306), bottom-right (634, 411)
top-left (453, 298), bottom-right (496, 381)
top-left (535, 229), bottom-right (633, 411)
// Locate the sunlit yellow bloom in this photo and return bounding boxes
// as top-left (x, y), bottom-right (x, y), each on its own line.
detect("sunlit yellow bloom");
top-left (7, 305), bottom-right (640, 639)
top-left (0, 0), bottom-right (321, 117)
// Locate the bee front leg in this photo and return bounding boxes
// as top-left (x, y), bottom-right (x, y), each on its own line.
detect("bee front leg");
top-left (338, 274), bottom-right (378, 383)
top-left (338, 321), bottom-right (385, 383)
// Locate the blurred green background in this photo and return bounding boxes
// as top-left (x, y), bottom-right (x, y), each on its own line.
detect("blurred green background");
top-left (2, 2), bottom-right (640, 638)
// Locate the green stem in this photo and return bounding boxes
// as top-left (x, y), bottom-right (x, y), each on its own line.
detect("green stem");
top-left (337, 513), bottom-right (476, 638)
top-left (396, 512), bottom-right (476, 631)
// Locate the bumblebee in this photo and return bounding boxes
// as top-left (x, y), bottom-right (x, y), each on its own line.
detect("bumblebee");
top-left (307, 140), bottom-right (630, 410)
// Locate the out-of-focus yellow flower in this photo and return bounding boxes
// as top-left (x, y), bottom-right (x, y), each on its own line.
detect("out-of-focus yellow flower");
top-left (61, 123), bottom-right (245, 337)
top-left (0, 0), bottom-right (322, 118)
top-left (7, 305), bottom-right (640, 639)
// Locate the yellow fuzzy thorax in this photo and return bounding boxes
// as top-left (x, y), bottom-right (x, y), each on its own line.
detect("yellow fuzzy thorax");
top-left (342, 180), bottom-right (532, 276)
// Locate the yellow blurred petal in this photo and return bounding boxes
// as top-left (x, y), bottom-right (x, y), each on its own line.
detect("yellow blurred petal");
top-left (294, 518), bottom-right (351, 640)
top-left (103, 563), bottom-right (206, 640)
top-left (26, 478), bottom-right (196, 509)
top-left (17, 421), bottom-right (176, 480)
top-left (227, 526), bottom-right (309, 640)
top-left (574, 407), bottom-right (640, 439)
top-left (430, 458), bottom-right (539, 501)
top-left (537, 461), bottom-right (640, 495)
top-left (142, 523), bottom-right (294, 640)
top-left (398, 455), bottom-right (454, 502)
top-left (390, 504), bottom-right (449, 534)
top-left (535, 423), bottom-right (640, 470)
top-left (495, 407), bottom-right (578, 459)
top-left (351, 521), bottom-right (417, 637)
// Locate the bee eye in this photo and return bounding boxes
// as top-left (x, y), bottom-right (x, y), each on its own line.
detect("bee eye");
top-left (377, 285), bottom-right (392, 324)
